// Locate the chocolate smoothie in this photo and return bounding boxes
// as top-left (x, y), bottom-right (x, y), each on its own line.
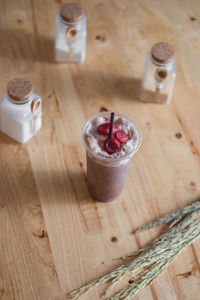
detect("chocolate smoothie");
top-left (82, 112), bottom-right (142, 202)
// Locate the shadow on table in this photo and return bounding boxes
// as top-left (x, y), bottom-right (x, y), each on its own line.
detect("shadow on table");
top-left (0, 27), bottom-right (54, 63)
top-left (0, 140), bottom-right (94, 208)
top-left (0, 26), bottom-right (142, 102)
top-left (52, 67), bottom-right (142, 103)
top-left (0, 162), bottom-right (93, 207)
top-left (33, 169), bottom-right (94, 205)
top-left (0, 132), bottom-right (20, 145)
top-left (86, 72), bottom-right (141, 103)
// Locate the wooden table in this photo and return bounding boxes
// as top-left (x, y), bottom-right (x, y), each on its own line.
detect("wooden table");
top-left (1, 0), bottom-right (200, 299)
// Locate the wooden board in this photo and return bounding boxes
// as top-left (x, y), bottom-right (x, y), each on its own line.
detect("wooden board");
top-left (1, 0), bottom-right (200, 299)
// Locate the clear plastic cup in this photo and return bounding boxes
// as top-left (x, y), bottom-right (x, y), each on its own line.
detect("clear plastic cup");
top-left (82, 112), bottom-right (142, 202)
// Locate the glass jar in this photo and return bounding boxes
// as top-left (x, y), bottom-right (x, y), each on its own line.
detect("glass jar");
top-left (140, 42), bottom-right (176, 104)
top-left (0, 78), bottom-right (42, 143)
top-left (54, 2), bottom-right (87, 63)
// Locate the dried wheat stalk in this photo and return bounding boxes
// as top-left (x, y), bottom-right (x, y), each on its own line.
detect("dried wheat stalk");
top-left (69, 200), bottom-right (200, 300)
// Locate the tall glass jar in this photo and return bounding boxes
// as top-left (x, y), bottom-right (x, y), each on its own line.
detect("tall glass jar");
top-left (140, 42), bottom-right (176, 104)
top-left (54, 2), bottom-right (87, 63)
top-left (0, 78), bottom-right (42, 143)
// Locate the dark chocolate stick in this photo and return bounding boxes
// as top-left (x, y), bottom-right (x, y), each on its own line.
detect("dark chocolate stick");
top-left (108, 112), bottom-right (115, 139)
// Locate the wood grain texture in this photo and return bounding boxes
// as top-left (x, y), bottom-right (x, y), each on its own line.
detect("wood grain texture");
top-left (0, 0), bottom-right (200, 299)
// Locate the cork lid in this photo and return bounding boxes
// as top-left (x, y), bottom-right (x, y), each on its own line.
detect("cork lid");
top-left (151, 42), bottom-right (175, 64)
top-left (60, 2), bottom-right (83, 23)
top-left (7, 78), bottom-right (33, 101)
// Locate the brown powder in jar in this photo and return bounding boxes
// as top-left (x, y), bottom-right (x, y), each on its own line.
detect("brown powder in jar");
top-left (140, 89), bottom-right (168, 104)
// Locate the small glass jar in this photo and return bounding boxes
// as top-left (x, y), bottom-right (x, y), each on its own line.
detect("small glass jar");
top-left (140, 42), bottom-right (176, 104)
top-left (0, 78), bottom-right (42, 143)
top-left (54, 2), bottom-right (87, 63)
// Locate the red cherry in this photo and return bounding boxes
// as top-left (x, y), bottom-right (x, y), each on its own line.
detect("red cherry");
top-left (114, 130), bottom-right (129, 144)
top-left (104, 138), bottom-right (120, 154)
top-left (97, 123), bottom-right (116, 136)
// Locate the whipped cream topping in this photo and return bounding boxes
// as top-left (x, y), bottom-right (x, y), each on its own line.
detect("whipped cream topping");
top-left (84, 113), bottom-right (140, 159)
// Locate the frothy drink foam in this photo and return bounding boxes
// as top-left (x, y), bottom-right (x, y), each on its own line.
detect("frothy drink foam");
top-left (84, 114), bottom-right (139, 159)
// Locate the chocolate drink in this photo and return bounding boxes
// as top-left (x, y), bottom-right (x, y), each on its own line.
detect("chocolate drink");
top-left (86, 153), bottom-right (131, 202)
top-left (82, 112), bottom-right (142, 202)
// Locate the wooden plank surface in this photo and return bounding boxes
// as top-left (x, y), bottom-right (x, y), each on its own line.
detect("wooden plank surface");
top-left (1, 0), bottom-right (200, 299)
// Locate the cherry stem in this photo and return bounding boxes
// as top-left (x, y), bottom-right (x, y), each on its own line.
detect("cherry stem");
top-left (108, 112), bottom-right (115, 139)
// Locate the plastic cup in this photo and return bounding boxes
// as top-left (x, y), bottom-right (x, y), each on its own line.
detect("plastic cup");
top-left (82, 112), bottom-right (142, 202)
